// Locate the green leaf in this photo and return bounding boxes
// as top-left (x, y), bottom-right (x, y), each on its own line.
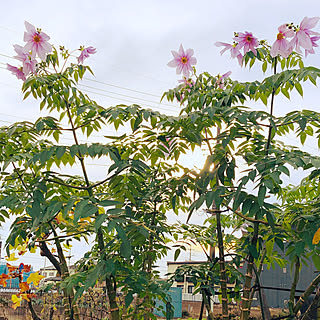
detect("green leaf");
top-left (73, 199), bottom-right (89, 222)
top-left (125, 293), bottom-right (134, 308)
top-left (312, 254), bottom-right (320, 270)
top-left (265, 239), bottom-right (274, 257)
top-left (262, 61), bottom-right (267, 73)
top-left (257, 185), bottom-right (266, 206)
top-left (248, 245), bottom-right (258, 259)
top-left (300, 132), bottom-right (307, 145)
top-left (120, 239), bottom-right (131, 259)
top-left (56, 146), bottom-right (66, 159)
top-left (174, 248), bottom-right (181, 261)
top-left (294, 82), bottom-right (303, 97)
top-left (99, 199), bottom-right (122, 207)
top-left (281, 87), bottom-right (290, 99)
top-left (94, 214), bottom-right (108, 231)
top-left (266, 211), bottom-right (275, 228)
top-left (275, 238), bottom-right (284, 251)
top-left (206, 191), bottom-right (215, 208)
top-left (278, 165), bottom-right (290, 176)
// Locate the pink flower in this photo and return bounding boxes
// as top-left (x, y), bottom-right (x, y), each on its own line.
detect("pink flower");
top-left (77, 46), bottom-right (97, 64)
top-left (178, 77), bottom-right (194, 88)
top-left (305, 36), bottom-right (320, 56)
top-left (270, 24), bottom-right (295, 58)
top-left (23, 21), bottom-right (52, 60)
top-left (216, 71), bottom-right (232, 89)
top-left (7, 64), bottom-right (26, 81)
top-left (13, 44), bottom-right (36, 75)
top-left (234, 32), bottom-right (259, 55)
top-left (176, 78), bottom-right (194, 102)
top-left (167, 44), bottom-right (197, 78)
top-left (215, 42), bottom-right (243, 66)
top-left (291, 17), bottom-right (320, 53)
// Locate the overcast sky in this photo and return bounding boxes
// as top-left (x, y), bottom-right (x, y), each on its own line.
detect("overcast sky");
top-left (1, 0), bottom-right (320, 272)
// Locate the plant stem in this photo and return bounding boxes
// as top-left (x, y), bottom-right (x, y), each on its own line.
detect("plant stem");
top-left (240, 57), bottom-right (278, 320)
top-left (301, 287), bottom-right (320, 320)
top-left (50, 222), bottom-right (80, 320)
top-left (216, 209), bottom-right (229, 320)
top-left (65, 102), bottom-right (120, 319)
top-left (202, 290), bottom-right (215, 320)
top-left (27, 300), bottom-right (42, 320)
top-left (266, 57), bottom-right (277, 153)
top-left (288, 256), bottom-right (300, 316)
top-left (248, 247), bottom-right (269, 320)
top-left (240, 221), bottom-right (259, 320)
top-left (293, 272), bottom-right (320, 314)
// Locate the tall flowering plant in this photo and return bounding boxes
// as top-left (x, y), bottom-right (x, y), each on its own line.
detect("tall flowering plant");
top-left (166, 17), bottom-right (320, 320)
top-left (7, 21), bottom-right (96, 81)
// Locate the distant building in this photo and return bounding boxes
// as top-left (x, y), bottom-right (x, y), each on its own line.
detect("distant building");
top-left (168, 258), bottom-right (319, 310)
top-left (167, 261), bottom-right (217, 317)
top-left (39, 265), bottom-right (76, 284)
top-left (0, 263), bottom-right (33, 291)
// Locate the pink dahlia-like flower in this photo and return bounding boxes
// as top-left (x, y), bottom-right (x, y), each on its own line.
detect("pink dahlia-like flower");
top-left (23, 21), bottom-right (52, 60)
top-left (291, 17), bottom-right (320, 53)
top-left (7, 64), bottom-right (26, 81)
top-left (178, 77), bottom-right (194, 88)
top-left (270, 24), bottom-right (295, 58)
top-left (216, 71), bottom-right (232, 89)
top-left (167, 44), bottom-right (197, 78)
top-left (234, 31), bottom-right (259, 55)
top-left (77, 46), bottom-right (97, 64)
top-left (13, 44), bottom-right (36, 74)
top-left (305, 36), bottom-right (320, 56)
top-left (215, 42), bottom-right (243, 66)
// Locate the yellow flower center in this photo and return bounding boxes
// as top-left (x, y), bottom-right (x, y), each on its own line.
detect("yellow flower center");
top-left (246, 36), bottom-right (252, 42)
top-left (277, 32), bottom-right (285, 40)
top-left (181, 56), bottom-right (188, 64)
top-left (33, 34), bottom-right (41, 43)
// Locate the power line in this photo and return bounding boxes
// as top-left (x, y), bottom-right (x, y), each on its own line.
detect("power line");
top-left (78, 83), bottom-right (178, 109)
top-left (0, 61), bottom-right (180, 114)
top-left (80, 87), bottom-right (177, 113)
top-left (84, 77), bottom-right (161, 98)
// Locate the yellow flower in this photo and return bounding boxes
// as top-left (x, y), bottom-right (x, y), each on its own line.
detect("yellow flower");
top-left (27, 272), bottom-right (44, 287)
top-left (11, 295), bottom-right (22, 309)
top-left (313, 227), bottom-right (320, 245)
top-left (6, 253), bottom-right (18, 261)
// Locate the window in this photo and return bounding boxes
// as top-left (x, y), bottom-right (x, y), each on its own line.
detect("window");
top-left (49, 272), bottom-right (55, 277)
top-left (188, 286), bottom-right (194, 294)
top-left (283, 268), bottom-right (287, 274)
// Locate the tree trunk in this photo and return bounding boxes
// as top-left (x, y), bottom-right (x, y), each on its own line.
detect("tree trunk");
top-left (27, 300), bottom-right (42, 320)
top-left (216, 210), bottom-right (229, 320)
top-left (289, 256), bottom-right (300, 316)
top-left (301, 287), bottom-right (320, 320)
top-left (240, 221), bottom-right (259, 320)
top-left (294, 273), bottom-right (320, 314)
top-left (202, 291), bottom-right (215, 320)
top-left (106, 276), bottom-right (120, 320)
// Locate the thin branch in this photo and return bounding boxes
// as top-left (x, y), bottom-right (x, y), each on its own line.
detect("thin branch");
top-left (46, 166), bottom-right (130, 190)
top-left (36, 230), bottom-right (92, 243)
top-left (224, 206), bottom-right (273, 226)
top-left (45, 178), bottom-right (87, 190)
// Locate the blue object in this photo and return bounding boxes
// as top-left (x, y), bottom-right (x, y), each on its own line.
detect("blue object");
top-left (154, 287), bottom-right (182, 318)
